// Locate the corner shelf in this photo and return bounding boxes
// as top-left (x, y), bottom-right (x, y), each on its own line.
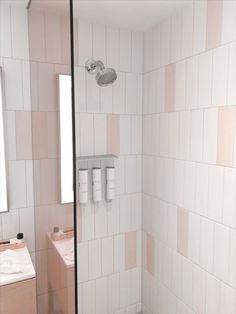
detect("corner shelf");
top-left (76, 154), bottom-right (118, 161)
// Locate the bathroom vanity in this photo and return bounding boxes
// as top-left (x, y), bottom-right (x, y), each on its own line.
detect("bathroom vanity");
top-left (47, 233), bottom-right (75, 314)
top-left (0, 246), bottom-right (36, 314)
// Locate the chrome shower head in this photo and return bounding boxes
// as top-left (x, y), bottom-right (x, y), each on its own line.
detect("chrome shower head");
top-left (85, 59), bottom-right (117, 87)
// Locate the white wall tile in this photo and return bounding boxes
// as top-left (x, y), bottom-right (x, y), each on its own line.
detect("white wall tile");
top-left (102, 237), bottom-right (114, 276)
top-left (119, 29), bottom-right (131, 72)
top-left (131, 31), bottom-right (143, 73)
top-left (126, 73), bottom-right (137, 114)
top-left (229, 230), bottom-right (236, 288)
top-left (219, 282), bottom-right (236, 314)
top-left (183, 161), bottom-right (196, 211)
top-left (212, 45), bottom-right (229, 106)
top-left (175, 60), bottom-right (186, 111)
top-left (125, 156), bottom-right (137, 193)
top-left (100, 84), bottom-right (112, 113)
top-left (221, 0), bottom-right (236, 44)
top-left (171, 9), bottom-right (182, 63)
top-left (113, 72), bottom-right (125, 114)
top-left (22, 61), bottom-right (31, 111)
top-left (107, 198), bottom-right (119, 236)
top-left (192, 265), bottom-right (206, 314)
top-left (80, 113), bottom-right (94, 156)
top-left (8, 161), bottom-right (27, 209)
top-left (198, 51), bottom-right (213, 108)
top-left (81, 202), bottom-right (95, 241)
top-left (143, 115), bottom-right (152, 155)
top-left (0, 4), bottom-right (12, 57)
top-left (4, 111), bottom-right (16, 160)
top-left (203, 108), bottom-right (218, 164)
top-left (120, 271), bottom-right (131, 308)
top-left (2, 209), bottom-right (19, 239)
top-left (156, 68), bottom-right (165, 113)
top-left (89, 239), bottom-right (102, 279)
top-left (213, 223), bottom-right (230, 282)
top-left (119, 194), bottom-right (131, 233)
top-left (159, 113), bottom-right (169, 157)
top-left (86, 72), bottom-right (100, 112)
top-left (168, 112), bottom-right (179, 158)
top-left (131, 194), bottom-right (142, 231)
top-left (120, 115), bottom-right (131, 155)
top-left (182, 257), bottom-right (193, 308)
top-left (106, 26), bottom-right (119, 70)
top-left (223, 168), bottom-right (236, 228)
top-left (114, 234), bottom-right (125, 272)
top-left (190, 109), bottom-right (204, 162)
top-left (205, 273), bottom-right (220, 314)
top-left (160, 18), bottom-right (171, 66)
top-left (94, 114), bottom-right (107, 155)
top-left (200, 217), bottom-right (214, 272)
top-left (3, 59), bottom-right (23, 110)
top-left (227, 42), bottom-right (236, 105)
top-left (94, 201), bottom-right (107, 238)
top-left (78, 242), bottom-right (89, 282)
top-left (153, 25), bottom-right (161, 69)
top-left (78, 20), bottom-right (92, 66)
top-left (131, 115), bottom-right (142, 155)
top-left (96, 277), bottom-right (108, 314)
top-left (81, 280), bottom-right (95, 314)
top-left (92, 23), bottom-right (106, 63)
top-left (179, 111), bottom-right (191, 160)
top-left (75, 66), bottom-right (86, 112)
top-left (208, 165), bottom-right (224, 222)
top-left (186, 56), bottom-right (198, 109)
top-left (193, 0), bottom-right (207, 54)
top-left (19, 207), bottom-right (35, 252)
top-left (195, 163), bottom-right (208, 216)
top-left (108, 274), bottom-right (120, 313)
top-left (151, 114), bottom-right (159, 156)
top-left (188, 212), bottom-right (200, 264)
top-left (143, 28), bottom-right (153, 73)
top-left (182, 3), bottom-right (193, 58)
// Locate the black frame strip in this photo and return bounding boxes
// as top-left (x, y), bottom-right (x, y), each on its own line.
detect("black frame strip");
top-left (69, 1), bottom-right (78, 313)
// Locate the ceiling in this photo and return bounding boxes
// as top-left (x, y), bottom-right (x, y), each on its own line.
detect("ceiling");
top-left (30, 0), bottom-right (190, 31)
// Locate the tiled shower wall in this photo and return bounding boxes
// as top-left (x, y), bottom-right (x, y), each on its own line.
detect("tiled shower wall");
top-left (76, 20), bottom-right (143, 314)
top-left (0, 3), bottom-right (35, 266)
top-left (142, 1), bottom-right (236, 313)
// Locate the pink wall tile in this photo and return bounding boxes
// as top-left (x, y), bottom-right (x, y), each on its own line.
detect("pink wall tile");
top-left (177, 207), bottom-right (189, 257)
top-left (165, 63), bottom-right (176, 112)
top-left (40, 159), bottom-right (57, 205)
top-left (45, 14), bottom-right (61, 63)
top-left (217, 106), bottom-right (236, 167)
top-left (125, 231), bottom-right (137, 270)
top-left (15, 111), bottom-right (32, 160)
top-left (32, 112), bottom-right (48, 159)
top-left (146, 233), bottom-right (155, 275)
top-left (28, 11), bottom-right (45, 62)
top-left (61, 16), bottom-right (70, 65)
top-left (107, 114), bottom-right (120, 155)
top-left (206, 0), bottom-right (223, 50)
top-left (74, 19), bottom-right (79, 66)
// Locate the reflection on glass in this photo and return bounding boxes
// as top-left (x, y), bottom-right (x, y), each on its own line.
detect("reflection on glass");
top-left (0, 68), bottom-right (8, 213)
top-left (59, 74), bottom-right (73, 204)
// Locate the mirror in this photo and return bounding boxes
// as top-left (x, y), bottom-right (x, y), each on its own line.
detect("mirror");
top-left (0, 68), bottom-right (8, 213)
top-left (58, 74), bottom-right (73, 204)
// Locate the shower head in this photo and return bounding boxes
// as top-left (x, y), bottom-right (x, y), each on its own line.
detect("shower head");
top-left (85, 59), bottom-right (117, 87)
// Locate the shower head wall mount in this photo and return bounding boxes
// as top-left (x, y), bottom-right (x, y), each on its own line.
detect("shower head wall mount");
top-left (85, 59), bottom-right (117, 87)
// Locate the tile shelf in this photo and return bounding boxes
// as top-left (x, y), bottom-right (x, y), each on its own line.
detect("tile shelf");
top-left (76, 154), bottom-right (118, 161)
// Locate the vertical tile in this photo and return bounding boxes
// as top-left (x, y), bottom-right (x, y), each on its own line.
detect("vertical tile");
top-left (156, 68), bottom-right (165, 113)
top-left (108, 274), bottom-right (119, 313)
top-left (81, 202), bottom-right (94, 241)
top-left (146, 233), bottom-right (155, 275)
top-left (188, 212), bottom-right (200, 263)
top-left (38, 63), bottom-right (56, 111)
top-left (207, 165), bottom-right (224, 222)
top-left (78, 20), bottom-right (92, 66)
top-left (175, 60), bottom-right (186, 111)
top-left (75, 66), bottom-right (86, 112)
top-left (131, 31), bottom-right (143, 73)
top-left (94, 114), bottom-right (107, 155)
top-left (11, 7), bottom-right (29, 60)
top-left (106, 26), bottom-right (119, 69)
top-left (131, 116), bottom-right (142, 155)
top-left (182, 257), bottom-right (193, 307)
top-left (78, 242), bottom-right (89, 282)
top-left (2, 209), bottom-right (19, 239)
top-left (183, 161), bottom-right (196, 212)
top-left (45, 14), bottom-right (61, 63)
top-left (217, 106), bottom-right (236, 167)
top-left (198, 50), bottom-right (213, 108)
top-left (125, 231), bottom-right (137, 270)
top-left (114, 234), bottom-right (125, 272)
top-left (86, 72), bottom-right (100, 112)
top-left (195, 163), bottom-right (209, 216)
top-left (40, 159), bottom-right (57, 205)
top-left (126, 73), bottom-right (137, 114)
top-left (31, 112), bottom-right (48, 159)
top-left (161, 18), bottom-right (171, 66)
top-left (182, 3), bottom-right (194, 58)
top-left (113, 72), bottom-right (125, 114)
top-left (28, 10), bottom-right (45, 62)
top-left (3, 59), bottom-right (23, 110)
top-left (119, 29), bottom-right (131, 72)
top-left (120, 115), bottom-right (131, 155)
top-left (89, 239), bottom-right (101, 279)
top-left (96, 277), bottom-right (108, 314)
top-left (165, 63), bottom-right (176, 112)
top-left (102, 237), bottom-right (114, 276)
top-left (100, 84), bottom-right (112, 113)
top-left (190, 109), bottom-right (204, 162)
top-left (80, 113), bottom-right (94, 156)
top-left (177, 207), bottom-right (189, 257)
top-left (193, 0), bottom-right (207, 54)
top-left (125, 156), bottom-right (137, 193)
top-left (179, 111), bottom-right (191, 160)
top-left (22, 61), bottom-right (31, 111)
top-left (120, 270), bottom-right (131, 308)
top-left (61, 16), bottom-right (70, 65)
top-left (171, 9), bottom-right (182, 62)
top-left (219, 282), bottom-right (236, 314)
top-left (206, 0), bottom-right (223, 50)
top-left (81, 281), bottom-right (95, 314)
top-left (192, 265), bottom-right (206, 313)
top-left (92, 23), bottom-right (106, 63)
top-left (186, 55), bottom-right (198, 109)
top-left (200, 217), bottom-right (214, 272)
top-left (221, 0), bottom-right (236, 44)
top-left (169, 112), bottom-right (179, 158)
top-left (0, 4), bottom-right (12, 57)
top-left (159, 113), bottom-right (169, 156)
top-left (4, 111), bottom-right (16, 160)
top-left (94, 201), bottom-right (107, 238)
top-left (107, 114), bottom-right (120, 155)
top-left (8, 161), bottom-right (27, 209)
top-left (143, 28), bottom-right (153, 72)
top-left (227, 42), bottom-right (236, 106)
top-left (107, 198), bottom-right (120, 236)
top-left (15, 111), bottom-right (32, 160)
top-left (203, 108), bottom-right (218, 164)
top-left (205, 273), bottom-right (220, 314)
top-left (223, 168), bottom-right (236, 228)
top-left (212, 45), bottom-right (229, 106)
top-left (19, 207), bottom-right (35, 253)
top-left (119, 195), bottom-right (131, 233)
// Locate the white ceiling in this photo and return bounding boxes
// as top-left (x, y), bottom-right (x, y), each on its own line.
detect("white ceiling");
top-left (30, 0), bottom-right (190, 31)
